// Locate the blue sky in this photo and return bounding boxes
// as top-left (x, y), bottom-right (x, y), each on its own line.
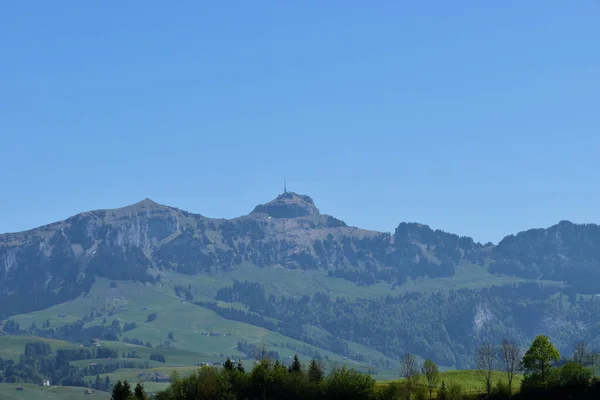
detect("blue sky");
top-left (1, 1), bottom-right (599, 243)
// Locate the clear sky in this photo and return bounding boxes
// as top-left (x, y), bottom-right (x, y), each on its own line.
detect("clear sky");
top-left (1, 1), bottom-right (599, 243)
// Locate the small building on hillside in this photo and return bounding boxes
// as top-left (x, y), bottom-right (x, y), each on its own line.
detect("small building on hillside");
top-left (40, 380), bottom-right (50, 386)
top-left (155, 373), bottom-right (171, 383)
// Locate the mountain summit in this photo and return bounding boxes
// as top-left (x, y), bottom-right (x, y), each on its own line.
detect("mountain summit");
top-left (251, 192), bottom-right (319, 218)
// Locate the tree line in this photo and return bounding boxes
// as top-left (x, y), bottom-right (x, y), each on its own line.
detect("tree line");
top-left (144, 353), bottom-right (463, 400)
top-left (472, 335), bottom-right (600, 400)
top-left (107, 336), bottom-right (600, 400)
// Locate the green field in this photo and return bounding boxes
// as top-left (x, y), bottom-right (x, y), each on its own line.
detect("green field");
top-left (0, 336), bottom-right (78, 362)
top-left (377, 370), bottom-right (525, 395)
top-left (0, 384), bottom-right (110, 400)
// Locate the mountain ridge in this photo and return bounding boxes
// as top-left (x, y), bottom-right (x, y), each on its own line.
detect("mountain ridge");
top-left (3, 194), bottom-right (584, 245)
top-left (1, 192), bottom-right (599, 319)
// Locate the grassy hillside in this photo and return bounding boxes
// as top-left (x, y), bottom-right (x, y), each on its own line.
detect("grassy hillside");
top-left (0, 384), bottom-right (110, 400)
top-left (0, 336), bottom-right (77, 361)
top-left (6, 262), bottom-right (564, 375)
top-left (8, 275), bottom-right (398, 369)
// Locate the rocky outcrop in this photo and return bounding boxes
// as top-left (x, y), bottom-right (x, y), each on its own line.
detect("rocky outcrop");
top-left (251, 192), bottom-right (319, 218)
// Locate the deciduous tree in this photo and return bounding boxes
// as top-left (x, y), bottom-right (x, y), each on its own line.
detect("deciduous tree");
top-left (589, 348), bottom-right (599, 378)
top-left (401, 352), bottom-right (420, 400)
top-left (522, 335), bottom-right (560, 388)
top-left (324, 366), bottom-right (374, 400)
top-left (422, 359), bottom-right (440, 400)
top-left (573, 340), bottom-right (588, 366)
top-left (475, 343), bottom-right (496, 398)
top-left (498, 339), bottom-right (522, 397)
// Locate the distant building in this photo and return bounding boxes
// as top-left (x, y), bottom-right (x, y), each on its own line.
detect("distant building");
top-left (155, 373), bottom-right (170, 383)
top-left (40, 380), bottom-right (51, 386)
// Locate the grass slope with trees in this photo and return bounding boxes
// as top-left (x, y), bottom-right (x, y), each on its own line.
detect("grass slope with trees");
top-left (104, 335), bottom-right (599, 400)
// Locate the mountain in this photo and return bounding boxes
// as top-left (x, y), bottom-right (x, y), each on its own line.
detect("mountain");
top-left (0, 192), bottom-right (480, 316)
top-left (2, 192), bottom-right (600, 368)
top-left (490, 220), bottom-right (600, 292)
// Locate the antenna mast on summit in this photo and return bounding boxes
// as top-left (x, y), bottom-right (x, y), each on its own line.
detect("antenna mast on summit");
top-left (284, 177), bottom-right (287, 193)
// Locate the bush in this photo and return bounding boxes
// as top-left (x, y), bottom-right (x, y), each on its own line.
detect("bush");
top-left (446, 382), bottom-right (463, 400)
top-left (375, 382), bottom-right (400, 400)
top-left (123, 322), bottom-right (137, 332)
top-left (146, 313), bottom-right (158, 323)
top-left (415, 384), bottom-right (428, 400)
top-left (491, 379), bottom-right (511, 399)
top-left (159, 367), bottom-right (229, 400)
top-left (323, 367), bottom-right (374, 400)
top-left (560, 362), bottom-right (592, 388)
top-left (150, 353), bottom-right (166, 363)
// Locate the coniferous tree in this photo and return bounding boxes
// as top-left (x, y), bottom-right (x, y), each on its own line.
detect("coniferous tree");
top-left (223, 357), bottom-right (235, 372)
top-left (308, 358), bottom-right (324, 383)
top-left (133, 382), bottom-right (147, 400)
top-left (289, 354), bottom-right (302, 373)
top-left (438, 381), bottom-right (448, 400)
top-left (236, 359), bottom-right (245, 373)
top-left (111, 380), bottom-right (133, 400)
